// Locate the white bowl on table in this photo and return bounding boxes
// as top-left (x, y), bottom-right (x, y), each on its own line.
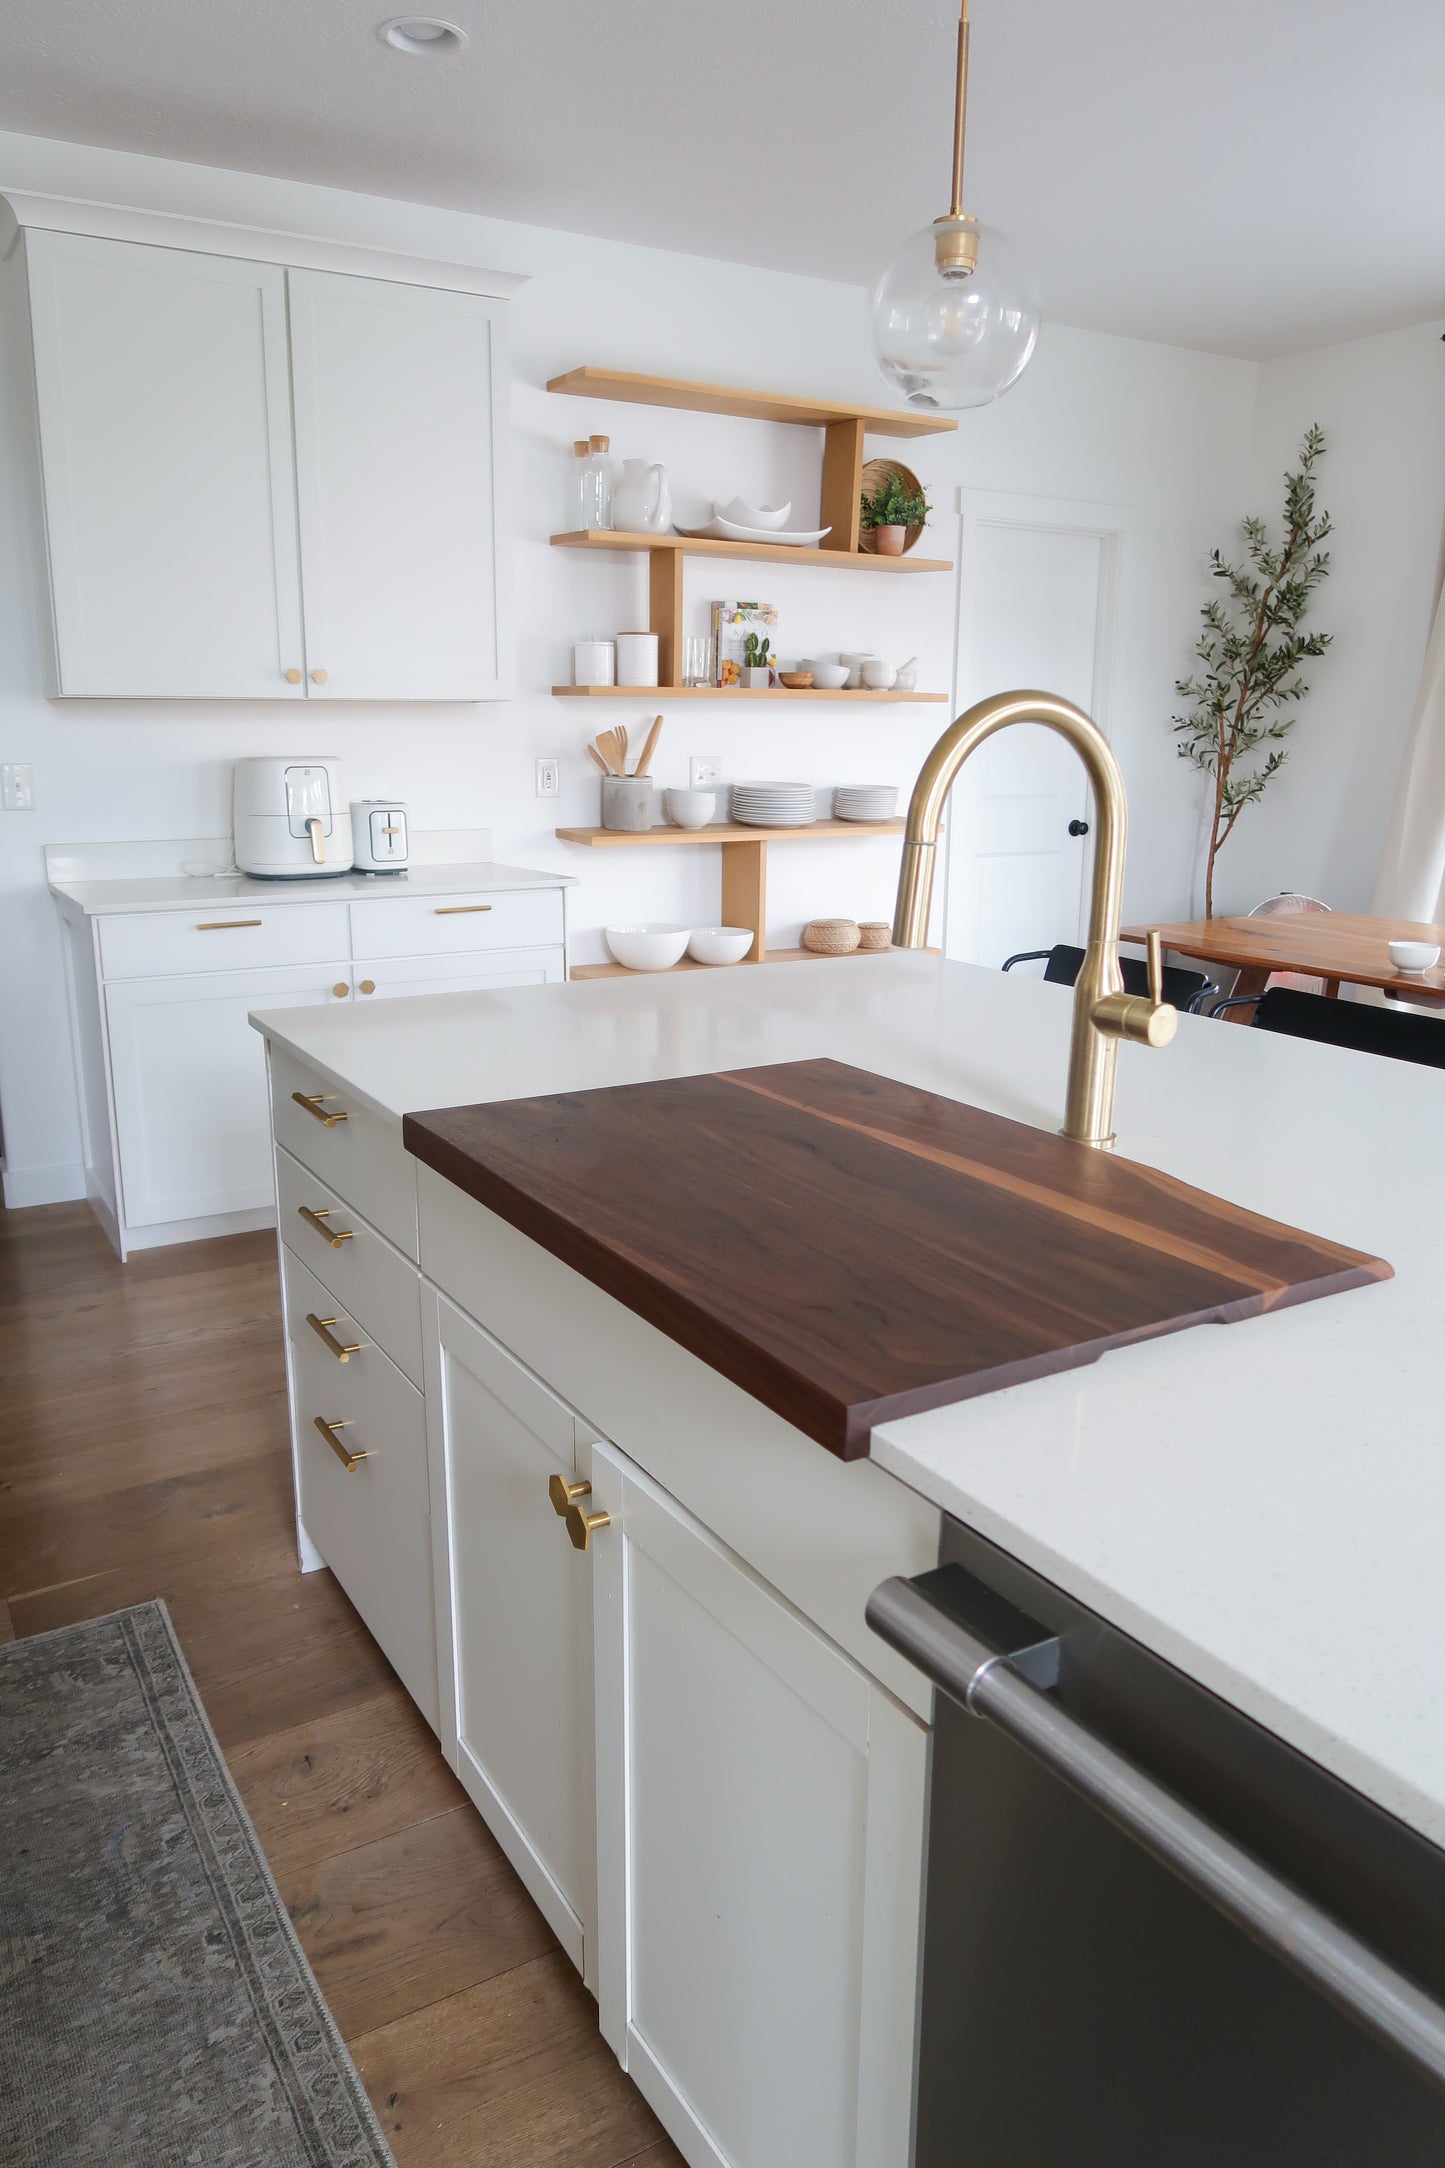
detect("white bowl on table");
top-left (1387, 938), bottom-right (1441, 974)
top-left (604, 923), bottom-right (690, 972)
top-left (687, 926), bottom-right (754, 966)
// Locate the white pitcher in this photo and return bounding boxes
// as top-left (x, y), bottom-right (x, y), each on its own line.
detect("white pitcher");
top-left (611, 458), bottom-right (672, 535)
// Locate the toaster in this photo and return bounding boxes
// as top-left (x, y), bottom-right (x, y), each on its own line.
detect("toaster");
top-left (233, 758), bottom-right (354, 879)
top-left (351, 800), bottom-right (410, 873)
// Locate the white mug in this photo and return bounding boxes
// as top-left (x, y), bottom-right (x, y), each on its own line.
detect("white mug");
top-left (616, 631), bottom-right (660, 688)
top-left (573, 637), bottom-right (615, 688)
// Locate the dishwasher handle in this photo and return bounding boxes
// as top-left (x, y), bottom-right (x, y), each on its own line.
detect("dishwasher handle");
top-left (868, 1569), bottom-right (1445, 2097)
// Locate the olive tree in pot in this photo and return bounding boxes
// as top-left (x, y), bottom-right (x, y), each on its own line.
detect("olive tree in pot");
top-left (860, 472), bottom-right (932, 557)
top-left (1173, 425), bottom-right (1333, 917)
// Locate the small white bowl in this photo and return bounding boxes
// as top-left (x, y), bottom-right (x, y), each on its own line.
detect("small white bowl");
top-left (604, 923), bottom-right (690, 972)
top-left (663, 788), bottom-right (716, 830)
top-left (809, 663), bottom-right (851, 690)
top-left (717, 497), bottom-right (791, 532)
top-left (1388, 939), bottom-right (1441, 974)
top-left (861, 660), bottom-right (898, 690)
top-left (687, 925), bottom-right (754, 966)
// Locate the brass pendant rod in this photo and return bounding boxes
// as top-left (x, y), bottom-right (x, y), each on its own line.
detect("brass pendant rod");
top-left (949, 0), bottom-right (971, 219)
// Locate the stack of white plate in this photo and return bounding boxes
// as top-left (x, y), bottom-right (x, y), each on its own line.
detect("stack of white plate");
top-left (730, 781), bottom-right (816, 828)
top-left (833, 785), bottom-right (899, 822)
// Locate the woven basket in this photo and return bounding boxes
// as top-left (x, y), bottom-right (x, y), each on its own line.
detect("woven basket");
top-left (857, 922), bottom-right (891, 951)
top-left (802, 918), bottom-right (861, 956)
top-left (858, 458), bottom-right (925, 555)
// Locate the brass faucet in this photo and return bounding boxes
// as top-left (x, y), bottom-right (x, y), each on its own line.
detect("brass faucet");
top-left (892, 689), bottom-right (1177, 1149)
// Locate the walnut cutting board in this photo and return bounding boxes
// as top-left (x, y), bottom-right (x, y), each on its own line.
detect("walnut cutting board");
top-left (403, 1060), bottom-right (1391, 1461)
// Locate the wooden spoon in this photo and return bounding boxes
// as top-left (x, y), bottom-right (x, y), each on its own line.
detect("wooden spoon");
top-left (633, 715), bottom-right (665, 778)
top-left (585, 743), bottom-right (611, 777)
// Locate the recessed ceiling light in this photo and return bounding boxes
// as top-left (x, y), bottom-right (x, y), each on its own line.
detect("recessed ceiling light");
top-left (379, 16), bottom-right (467, 55)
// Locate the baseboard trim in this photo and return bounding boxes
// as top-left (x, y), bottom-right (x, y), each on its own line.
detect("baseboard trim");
top-left (1, 1161), bottom-right (87, 1209)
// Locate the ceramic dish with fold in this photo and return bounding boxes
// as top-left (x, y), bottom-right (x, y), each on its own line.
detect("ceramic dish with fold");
top-left (716, 497), bottom-right (791, 532)
top-left (674, 516), bottom-right (834, 547)
top-left (604, 923), bottom-right (690, 972)
top-left (687, 926), bottom-right (755, 966)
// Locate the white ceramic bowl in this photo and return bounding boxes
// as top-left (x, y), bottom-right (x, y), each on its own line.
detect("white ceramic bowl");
top-left (861, 660), bottom-right (898, 689)
top-left (809, 663), bottom-right (850, 690)
top-left (663, 788), bottom-right (717, 830)
top-left (687, 925), bottom-right (754, 966)
top-left (1387, 939), bottom-right (1441, 974)
top-left (604, 923), bottom-right (690, 972)
top-left (717, 497), bottom-right (791, 532)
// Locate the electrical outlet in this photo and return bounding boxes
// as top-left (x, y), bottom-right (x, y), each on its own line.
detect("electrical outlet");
top-left (1, 763), bottom-right (34, 811)
top-left (535, 757), bottom-right (560, 798)
top-left (690, 755), bottom-right (720, 790)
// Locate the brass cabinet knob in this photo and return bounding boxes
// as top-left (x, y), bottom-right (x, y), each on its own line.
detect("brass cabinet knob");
top-left (284, 667), bottom-right (302, 684)
top-left (358, 978), bottom-right (376, 996)
top-left (311, 668), bottom-right (329, 685)
top-left (548, 1473), bottom-right (591, 1518)
top-left (332, 981), bottom-right (349, 999)
top-left (566, 1501), bottom-right (611, 1552)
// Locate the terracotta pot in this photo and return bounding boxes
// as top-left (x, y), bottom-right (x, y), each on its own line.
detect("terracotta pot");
top-left (871, 524), bottom-right (906, 557)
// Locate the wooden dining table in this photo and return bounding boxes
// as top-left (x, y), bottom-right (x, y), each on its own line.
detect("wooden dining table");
top-left (1121, 912), bottom-right (1445, 1013)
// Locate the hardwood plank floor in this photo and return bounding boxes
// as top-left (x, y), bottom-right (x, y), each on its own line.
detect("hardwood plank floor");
top-left (0, 1199), bottom-right (683, 2168)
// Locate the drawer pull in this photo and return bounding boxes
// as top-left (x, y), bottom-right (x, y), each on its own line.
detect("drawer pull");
top-left (197, 918), bottom-right (263, 931)
top-left (298, 1205), bottom-right (354, 1249)
top-left (291, 1091), bottom-right (349, 1127)
top-left (358, 979), bottom-right (376, 996)
top-left (434, 904), bottom-right (493, 916)
top-left (548, 1474), bottom-right (591, 1518)
top-left (307, 1312), bottom-right (363, 1362)
top-left (315, 1415), bottom-right (369, 1473)
top-left (566, 1502), bottom-right (612, 1553)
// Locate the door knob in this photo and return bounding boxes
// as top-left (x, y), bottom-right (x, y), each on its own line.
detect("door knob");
top-left (311, 668), bottom-right (329, 685)
top-left (284, 667), bottom-right (302, 684)
top-left (1068, 818), bottom-right (1090, 838)
top-left (566, 1501), bottom-right (611, 1552)
top-left (549, 1473), bottom-right (591, 1517)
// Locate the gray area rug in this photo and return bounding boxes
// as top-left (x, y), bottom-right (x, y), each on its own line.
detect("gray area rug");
top-left (0, 1601), bottom-right (395, 2167)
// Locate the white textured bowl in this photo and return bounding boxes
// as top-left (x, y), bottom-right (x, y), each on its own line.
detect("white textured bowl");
top-left (810, 663), bottom-right (851, 690)
top-left (604, 923), bottom-right (690, 972)
top-left (1388, 939), bottom-right (1441, 974)
top-left (687, 925), bottom-right (754, 966)
top-left (861, 660), bottom-right (897, 689)
top-left (663, 788), bottom-right (716, 830)
top-left (717, 496), bottom-right (791, 531)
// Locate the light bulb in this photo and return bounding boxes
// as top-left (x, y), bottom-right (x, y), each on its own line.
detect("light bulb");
top-left (870, 217), bottom-right (1040, 410)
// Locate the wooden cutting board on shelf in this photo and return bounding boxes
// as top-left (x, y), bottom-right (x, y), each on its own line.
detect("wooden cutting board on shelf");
top-left (403, 1059), bottom-right (1390, 1461)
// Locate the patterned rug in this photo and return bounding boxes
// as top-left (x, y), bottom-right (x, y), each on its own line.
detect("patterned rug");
top-left (0, 1601), bottom-right (395, 2167)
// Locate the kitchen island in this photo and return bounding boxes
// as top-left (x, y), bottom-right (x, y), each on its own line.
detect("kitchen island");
top-left (252, 952), bottom-right (1441, 2166)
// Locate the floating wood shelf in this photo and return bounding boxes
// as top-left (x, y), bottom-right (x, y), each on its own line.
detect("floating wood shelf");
top-left (546, 367), bottom-right (957, 440)
top-left (553, 683), bottom-right (946, 702)
top-left (551, 529), bottom-right (952, 575)
top-left (570, 946), bottom-right (904, 981)
top-left (555, 819), bottom-right (905, 847)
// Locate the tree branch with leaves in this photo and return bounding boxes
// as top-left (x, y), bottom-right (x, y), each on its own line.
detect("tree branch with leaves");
top-left (1173, 425), bottom-right (1333, 917)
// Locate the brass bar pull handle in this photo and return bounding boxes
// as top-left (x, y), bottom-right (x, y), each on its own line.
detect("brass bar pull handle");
top-left (291, 1091), bottom-right (348, 1127)
top-left (566, 1502), bottom-right (612, 1552)
top-left (314, 1415), bottom-right (369, 1473)
top-left (1146, 929), bottom-right (1164, 1009)
top-left (197, 919), bottom-right (263, 931)
top-left (434, 904), bottom-right (493, 916)
top-left (548, 1473), bottom-right (591, 1518)
top-left (298, 1205), bottom-right (354, 1249)
top-left (306, 1312), bottom-right (363, 1362)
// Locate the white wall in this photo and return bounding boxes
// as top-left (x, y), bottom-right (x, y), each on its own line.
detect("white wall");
top-left (0, 128), bottom-right (1258, 1201)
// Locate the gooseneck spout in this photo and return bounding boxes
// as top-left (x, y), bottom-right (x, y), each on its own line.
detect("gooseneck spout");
top-left (893, 689), bottom-right (1177, 1148)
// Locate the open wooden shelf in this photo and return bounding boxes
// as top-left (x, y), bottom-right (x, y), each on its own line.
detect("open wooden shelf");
top-left (551, 529), bottom-right (952, 574)
top-left (546, 367), bottom-right (957, 440)
top-left (570, 946), bottom-right (902, 981)
top-left (553, 683), bottom-right (946, 702)
top-left (555, 819), bottom-right (905, 847)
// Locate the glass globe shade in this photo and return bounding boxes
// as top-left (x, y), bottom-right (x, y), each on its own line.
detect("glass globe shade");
top-left (869, 216), bottom-right (1041, 410)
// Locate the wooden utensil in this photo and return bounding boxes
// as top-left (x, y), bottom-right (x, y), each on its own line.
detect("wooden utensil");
top-left (617, 724), bottom-right (629, 774)
top-left (585, 743), bottom-right (611, 777)
top-left (633, 715), bottom-right (665, 778)
top-left (595, 727), bottom-right (627, 776)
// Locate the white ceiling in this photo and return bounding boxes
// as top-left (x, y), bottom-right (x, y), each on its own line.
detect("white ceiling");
top-left (1, 0), bottom-right (1443, 358)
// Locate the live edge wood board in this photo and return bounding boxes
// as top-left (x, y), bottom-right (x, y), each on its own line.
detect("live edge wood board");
top-left (403, 1060), bottom-right (1390, 1461)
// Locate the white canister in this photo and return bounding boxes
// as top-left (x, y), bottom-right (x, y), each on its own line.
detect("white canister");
top-left (616, 631), bottom-right (660, 688)
top-left (573, 637), bottom-right (616, 688)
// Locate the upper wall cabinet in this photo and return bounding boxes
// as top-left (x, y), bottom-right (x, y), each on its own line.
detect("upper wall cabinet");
top-left (5, 199), bottom-right (515, 701)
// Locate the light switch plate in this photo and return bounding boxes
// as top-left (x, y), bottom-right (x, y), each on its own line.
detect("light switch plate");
top-left (690, 756), bottom-right (720, 790)
top-left (535, 757), bottom-right (559, 798)
top-left (1, 763), bottom-right (34, 811)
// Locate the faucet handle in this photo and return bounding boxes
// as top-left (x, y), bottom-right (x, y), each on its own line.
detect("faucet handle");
top-left (1146, 929), bottom-right (1165, 1008)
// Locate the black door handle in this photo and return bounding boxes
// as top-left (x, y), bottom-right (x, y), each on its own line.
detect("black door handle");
top-left (1068, 818), bottom-right (1090, 838)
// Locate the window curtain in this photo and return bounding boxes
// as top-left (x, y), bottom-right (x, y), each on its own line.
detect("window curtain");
top-left (1374, 573), bottom-right (1445, 924)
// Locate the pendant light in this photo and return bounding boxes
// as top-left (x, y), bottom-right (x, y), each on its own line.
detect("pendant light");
top-left (869, 0), bottom-right (1040, 410)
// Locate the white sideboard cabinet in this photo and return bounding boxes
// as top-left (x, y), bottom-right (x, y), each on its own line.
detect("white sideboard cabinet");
top-left (1, 194), bottom-right (517, 700)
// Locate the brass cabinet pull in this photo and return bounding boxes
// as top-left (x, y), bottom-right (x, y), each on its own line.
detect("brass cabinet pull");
top-left (197, 919), bottom-right (263, 931)
top-left (548, 1474), bottom-right (591, 1518)
top-left (291, 1091), bottom-right (348, 1127)
top-left (434, 904), bottom-right (493, 915)
top-left (311, 668), bottom-right (329, 685)
top-left (566, 1502), bottom-right (612, 1552)
top-left (331, 982), bottom-right (349, 999)
top-left (284, 667), bottom-right (302, 684)
top-left (314, 1415), bottom-right (369, 1473)
top-left (358, 979), bottom-right (376, 996)
top-left (307, 1312), bottom-right (363, 1362)
top-left (297, 1205), bottom-right (354, 1250)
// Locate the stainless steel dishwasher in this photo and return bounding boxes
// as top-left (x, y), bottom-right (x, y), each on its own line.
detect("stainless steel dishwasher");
top-left (869, 1516), bottom-right (1445, 2166)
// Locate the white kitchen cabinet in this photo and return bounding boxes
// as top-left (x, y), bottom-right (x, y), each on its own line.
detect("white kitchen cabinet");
top-left (23, 229), bottom-right (305, 699)
top-left (427, 1296), bottom-right (598, 1978)
top-left (588, 1441), bottom-right (929, 2168)
top-left (353, 948), bottom-right (565, 1001)
top-left (288, 271), bottom-right (507, 701)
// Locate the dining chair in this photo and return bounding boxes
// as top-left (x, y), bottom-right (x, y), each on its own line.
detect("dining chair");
top-left (1247, 892), bottom-right (1333, 997)
top-left (1002, 943), bottom-right (1217, 1014)
top-left (1210, 986), bottom-right (1445, 1069)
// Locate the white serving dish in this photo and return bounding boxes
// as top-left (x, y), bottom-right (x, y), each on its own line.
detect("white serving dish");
top-left (604, 923), bottom-right (690, 972)
top-left (675, 516), bottom-right (833, 547)
top-left (687, 926), bottom-right (755, 966)
top-left (716, 497), bottom-right (791, 532)
top-left (663, 788), bottom-right (717, 830)
top-left (1387, 939), bottom-right (1442, 974)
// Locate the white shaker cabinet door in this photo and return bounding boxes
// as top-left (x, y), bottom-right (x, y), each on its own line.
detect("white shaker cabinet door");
top-left (426, 1296), bottom-right (597, 1979)
top-left (589, 1442), bottom-right (929, 2168)
top-left (106, 964), bottom-right (350, 1227)
top-left (288, 270), bottom-right (507, 701)
top-left (351, 947), bottom-right (565, 1002)
top-left (24, 230), bottom-right (305, 698)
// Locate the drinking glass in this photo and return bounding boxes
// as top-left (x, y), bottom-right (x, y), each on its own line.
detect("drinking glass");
top-left (683, 635), bottom-right (715, 687)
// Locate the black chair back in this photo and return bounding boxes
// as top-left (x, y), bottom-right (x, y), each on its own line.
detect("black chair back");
top-left (1246, 987), bottom-right (1445, 1070)
top-left (1003, 943), bottom-right (1215, 1012)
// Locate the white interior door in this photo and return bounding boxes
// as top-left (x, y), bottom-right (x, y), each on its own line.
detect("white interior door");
top-left (287, 269), bottom-right (506, 700)
top-left (25, 229), bottom-right (305, 698)
top-left (945, 504), bottom-right (1120, 966)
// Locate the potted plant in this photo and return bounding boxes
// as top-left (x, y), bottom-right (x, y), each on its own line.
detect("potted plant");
top-left (860, 471), bottom-right (932, 557)
top-left (742, 631), bottom-right (773, 688)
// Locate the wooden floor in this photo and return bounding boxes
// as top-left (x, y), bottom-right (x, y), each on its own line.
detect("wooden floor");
top-left (0, 1199), bottom-right (682, 2168)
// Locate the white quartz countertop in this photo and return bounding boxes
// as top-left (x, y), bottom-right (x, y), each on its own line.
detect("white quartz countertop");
top-left (251, 955), bottom-right (1445, 1845)
top-left (50, 860), bottom-right (573, 916)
